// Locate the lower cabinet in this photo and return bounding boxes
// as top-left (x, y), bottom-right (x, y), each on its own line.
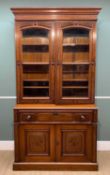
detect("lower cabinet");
top-left (14, 107), bottom-right (98, 170)
top-left (17, 124), bottom-right (96, 162)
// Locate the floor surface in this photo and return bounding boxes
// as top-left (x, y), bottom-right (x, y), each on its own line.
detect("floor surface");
top-left (0, 151), bottom-right (110, 175)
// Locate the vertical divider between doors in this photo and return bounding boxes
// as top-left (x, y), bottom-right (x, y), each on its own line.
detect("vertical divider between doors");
top-left (49, 23), bottom-right (55, 103)
top-left (55, 23), bottom-right (63, 103)
top-left (55, 124), bottom-right (59, 162)
top-left (54, 23), bottom-right (59, 103)
top-left (55, 124), bottom-right (57, 162)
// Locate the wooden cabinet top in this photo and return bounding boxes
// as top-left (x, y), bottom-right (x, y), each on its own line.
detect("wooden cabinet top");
top-left (14, 104), bottom-right (97, 110)
top-left (11, 8), bottom-right (101, 21)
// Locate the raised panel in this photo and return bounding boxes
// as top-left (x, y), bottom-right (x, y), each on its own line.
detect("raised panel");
top-left (26, 130), bottom-right (49, 155)
top-left (56, 124), bottom-right (96, 162)
top-left (19, 124), bottom-right (55, 162)
top-left (62, 131), bottom-right (85, 155)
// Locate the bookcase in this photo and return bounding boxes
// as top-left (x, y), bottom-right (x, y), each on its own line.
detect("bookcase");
top-left (11, 8), bottom-right (101, 171)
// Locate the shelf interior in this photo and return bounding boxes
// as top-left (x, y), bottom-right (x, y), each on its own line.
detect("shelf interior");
top-left (63, 64), bottom-right (89, 74)
top-left (22, 27), bottom-right (50, 63)
top-left (22, 37), bottom-right (49, 45)
top-left (23, 88), bottom-right (49, 97)
top-left (63, 27), bottom-right (90, 64)
top-left (23, 79), bottom-right (49, 97)
top-left (62, 88), bottom-right (88, 97)
top-left (21, 27), bottom-right (90, 99)
top-left (23, 64), bottom-right (49, 73)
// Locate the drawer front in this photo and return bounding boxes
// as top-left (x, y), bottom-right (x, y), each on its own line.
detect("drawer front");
top-left (18, 111), bottom-right (95, 123)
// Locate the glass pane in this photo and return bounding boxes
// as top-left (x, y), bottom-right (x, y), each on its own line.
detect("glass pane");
top-left (23, 64), bottom-right (49, 73)
top-left (22, 28), bottom-right (49, 63)
top-left (62, 64), bottom-right (89, 97)
top-left (63, 28), bottom-right (89, 37)
top-left (62, 89), bottom-right (88, 97)
top-left (63, 28), bottom-right (89, 63)
top-left (23, 45), bottom-right (49, 52)
top-left (63, 65), bottom-right (89, 79)
top-left (22, 28), bottom-right (48, 37)
top-left (23, 88), bottom-right (49, 97)
top-left (62, 27), bottom-right (90, 98)
top-left (63, 80), bottom-right (88, 86)
top-left (63, 64), bottom-right (89, 72)
top-left (23, 65), bottom-right (49, 97)
top-left (21, 28), bottom-right (50, 98)
top-left (24, 80), bottom-right (49, 87)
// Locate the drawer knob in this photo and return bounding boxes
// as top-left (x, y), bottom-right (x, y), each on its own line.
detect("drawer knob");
top-left (26, 115), bottom-right (32, 120)
top-left (81, 115), bottom-right (86, 120)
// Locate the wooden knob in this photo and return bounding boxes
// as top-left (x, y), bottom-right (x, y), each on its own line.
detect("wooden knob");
top-left (81, 115), bottom-right (86, 120)
top-left (26, 115), bottom-right (31, 120)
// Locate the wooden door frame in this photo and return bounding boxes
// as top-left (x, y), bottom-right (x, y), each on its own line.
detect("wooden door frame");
top-left (55, 22), bottom-right (96, 104)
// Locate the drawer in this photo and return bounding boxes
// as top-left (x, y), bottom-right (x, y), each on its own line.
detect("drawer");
top-left (18, 111), bottom-right (94, 123)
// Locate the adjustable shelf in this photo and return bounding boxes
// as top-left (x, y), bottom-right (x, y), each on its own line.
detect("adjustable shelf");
top-left (62, 62), bottom-right (90, 65)
top-left (62, 86), bottom-right (88, 89)
top-left (63, 43), bottom-right (89, 46)
top-left (23, 79), bottom-right (49, 82)
top-left (23, 86), bottom-right (49, 89)
top-left (22, 62), bottom-right (49, 65)
top-left (22, 37), bottom-right (49, 45)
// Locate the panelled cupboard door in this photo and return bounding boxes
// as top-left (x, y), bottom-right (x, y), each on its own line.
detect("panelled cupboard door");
top-left (18, 124), bottom-right (55, 162)
top-left (56, 21), bottom-right (96, 104)
top-left (56, 124), bottom-right (97, 162)
top-left (16, 21), bottom-right (55, 104)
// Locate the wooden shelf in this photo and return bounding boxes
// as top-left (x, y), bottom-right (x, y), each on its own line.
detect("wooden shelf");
top-left (63, 44), bottom-right (89, 47)
top-left (22, 62), bottom-right (49, 65)
top-left (24, 86), bottom-right (49, 89)
top-left (63, 79), bottom-right (88, 82)
top-left (22, 37), bottom-right (49, 45)
top-left (63, 36), bottom-right (89, 45)
top-left (23, 79), bottom-right (49, 82)
top-left (63, 62), bottom-right (89, 65)
top-left (63, 71), bottom-right (88, 73)
top-left (23, 44), bottom-right (49, 46)
top-left (63, 86), bottom-right (88, 89)
top-left (22, 62), bottom-right (89, 65)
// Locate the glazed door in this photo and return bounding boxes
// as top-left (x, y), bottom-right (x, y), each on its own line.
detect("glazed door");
top-left (56, 124), bottom-right (96, 162)
top-left (18, 124), bottom-right (55, 162)
top-left (56, 22), bottom-right (96, 104)
top-left (16, 22), bottom-right (55, 103)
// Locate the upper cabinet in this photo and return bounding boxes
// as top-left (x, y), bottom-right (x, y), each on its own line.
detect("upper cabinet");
top-left (12, 8), bottom-right (101, 104)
